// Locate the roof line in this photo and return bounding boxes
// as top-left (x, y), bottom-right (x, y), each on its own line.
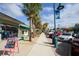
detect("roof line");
top-left (0, 12), bottom-right (25, 25)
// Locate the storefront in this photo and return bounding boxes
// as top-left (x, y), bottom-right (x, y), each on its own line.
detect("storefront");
top-left (0, 12), bottom-right (30, 40)
top-left (18, 24), bottom-right (30, 40)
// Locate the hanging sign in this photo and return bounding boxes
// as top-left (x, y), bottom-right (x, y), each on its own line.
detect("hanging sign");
top-left (55, 10), bottom-right (60, 19)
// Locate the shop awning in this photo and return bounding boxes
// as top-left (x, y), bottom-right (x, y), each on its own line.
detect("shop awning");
top-left (19, 24), bottom-right (30, 30)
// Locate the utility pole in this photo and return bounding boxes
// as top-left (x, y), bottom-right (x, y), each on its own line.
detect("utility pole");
top-left (53, 3), bottom-right (56, 34)
top-left (52, 3), bottom-right (64, 48)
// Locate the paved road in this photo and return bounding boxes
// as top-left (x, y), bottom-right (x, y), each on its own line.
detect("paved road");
top-left (27, 33), bottom-right (55, 56)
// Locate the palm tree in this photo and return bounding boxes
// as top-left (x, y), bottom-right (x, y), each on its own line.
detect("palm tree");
top-left (23, 3), bottom-right (42, 41)
top-left (42, 23), bottom-right (48, 32)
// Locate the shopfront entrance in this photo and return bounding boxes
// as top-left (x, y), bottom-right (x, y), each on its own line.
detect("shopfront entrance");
top-left (1, 25), bottom-right (18, 39)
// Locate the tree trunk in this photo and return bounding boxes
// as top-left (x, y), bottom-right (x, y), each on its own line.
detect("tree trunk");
top-left (29, 19), bottom-right (32, 41)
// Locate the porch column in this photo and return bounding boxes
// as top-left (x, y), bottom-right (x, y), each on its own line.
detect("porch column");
top-left (18, 28), bottom-right (22, 40)
top-left (0, 24), bottom-right (2, 40)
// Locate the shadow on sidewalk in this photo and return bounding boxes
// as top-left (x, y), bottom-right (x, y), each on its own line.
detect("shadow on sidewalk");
top-left (19, 40), bottom-right (30, 41)
top-left (44, 42), bottom-right (53, 45)
top-left (55, 42), bottom-right (71, 56)
top-left (0, 50), bottom-right (10, 56)
top-left (32, 41), bottom-right (54, 47)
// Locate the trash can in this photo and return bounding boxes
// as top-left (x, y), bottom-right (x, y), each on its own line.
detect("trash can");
top-left (54, 36), bottom-right (58, 48)
top-left (53, 35), bottom-right (58, 48)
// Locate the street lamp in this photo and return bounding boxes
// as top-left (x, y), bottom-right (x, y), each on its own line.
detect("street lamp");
top-left (53, 3), bottom-right (64, 48)
top-left (57, 3), bottom-right (64, 10)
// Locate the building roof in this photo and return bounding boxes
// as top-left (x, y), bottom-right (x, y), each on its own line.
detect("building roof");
top-left (0, 12), bottom-right (25, 25)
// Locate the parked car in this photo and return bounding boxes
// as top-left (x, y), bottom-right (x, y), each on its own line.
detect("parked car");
top-left (46, 30), bottom-right (54, 38)
top-left (58, 32), bottom-right (74, 41)
top-left (71, 33), bottom-right (79, 56)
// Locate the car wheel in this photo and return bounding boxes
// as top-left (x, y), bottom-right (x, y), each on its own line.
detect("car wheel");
top-left (68, 38), bottom-right (72, 43)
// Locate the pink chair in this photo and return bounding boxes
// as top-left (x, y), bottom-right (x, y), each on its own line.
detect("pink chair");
top-left (14, 37), bottom-right (19, 53)
top-left (2, 37), bottom-right (19, 56)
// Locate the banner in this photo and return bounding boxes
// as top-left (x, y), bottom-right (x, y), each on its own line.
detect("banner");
top-left (55, 10), bottom-right (60, 19)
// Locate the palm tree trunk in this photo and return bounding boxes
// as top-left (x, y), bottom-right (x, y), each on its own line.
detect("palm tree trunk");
top-left (29, 19), bottom-right (32, 41)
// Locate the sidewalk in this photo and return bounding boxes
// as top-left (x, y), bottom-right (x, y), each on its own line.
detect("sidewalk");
top-left (0, 33), bottom-right (71, 56)
top-left (15, 36), bottom-right (39, 56)
top-left (0, 36), bottom-right (38, 56)
top-left (27, 33), bottom-right (56, 56)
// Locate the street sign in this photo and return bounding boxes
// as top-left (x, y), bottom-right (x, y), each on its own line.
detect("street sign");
top-left (55, 10), bottom-right (60, 19)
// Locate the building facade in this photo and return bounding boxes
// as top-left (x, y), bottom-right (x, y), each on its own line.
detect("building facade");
top-left (0, 12), bottom-right (30, 40)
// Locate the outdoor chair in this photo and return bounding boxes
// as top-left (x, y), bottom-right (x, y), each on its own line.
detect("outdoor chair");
top-left (2, 37), bottom-right (19, 56)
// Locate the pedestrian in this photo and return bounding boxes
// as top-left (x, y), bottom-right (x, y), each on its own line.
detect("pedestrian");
top-left (56, 31), bottom-right (62, 36)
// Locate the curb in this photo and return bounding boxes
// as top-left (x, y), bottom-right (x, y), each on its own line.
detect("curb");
top-left (54, 51), bottom-right (61, 56)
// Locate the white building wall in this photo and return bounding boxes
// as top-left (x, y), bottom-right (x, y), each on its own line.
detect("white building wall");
top-left (18, 28), bottom-right (29, 40)
top-left (23, 31), bottom-right (29, 40)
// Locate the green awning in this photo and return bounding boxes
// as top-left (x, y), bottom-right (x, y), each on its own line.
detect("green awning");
top-left (19, 24), bottom-right (30, 30)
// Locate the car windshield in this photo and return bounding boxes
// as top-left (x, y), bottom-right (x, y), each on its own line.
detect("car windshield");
top-left (62, 33), bottom-right (71, 35)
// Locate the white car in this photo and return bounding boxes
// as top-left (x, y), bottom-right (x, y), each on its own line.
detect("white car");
top-left (46, 30), bottom-right (54, 38)
top-left (58, 33), bottom-right (74, 41)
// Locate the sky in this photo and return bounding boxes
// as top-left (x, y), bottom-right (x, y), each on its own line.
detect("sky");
top-left (41, 3), bottom-right (79, 28)
top-left (0, 3), bottom-right (29, 24)
top-left (0, 3), bottom-right (79, 29)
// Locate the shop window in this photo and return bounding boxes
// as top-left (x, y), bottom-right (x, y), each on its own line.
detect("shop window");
top-left (22, 31), bottom-right (24, 34)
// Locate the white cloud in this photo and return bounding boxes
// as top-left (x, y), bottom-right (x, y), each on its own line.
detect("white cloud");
top-left (59, 4), bottom-right (79, 28)
top-left (0, 3), bottom-right (24, 17)
top-left (42, 14), bottom-right (54, 21)
top-left (42, 7), bottom-right (53, 12)
top-left (41, 4), bottom-right (79, 28)
top-left (61, 4), bottom-right (79, 19)
top-left (7, 3), bottom-right (24, 16)
top-left (41, 14), bottom-right (54, 28)
top-left (0, 3), bottom-right (28, 24)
